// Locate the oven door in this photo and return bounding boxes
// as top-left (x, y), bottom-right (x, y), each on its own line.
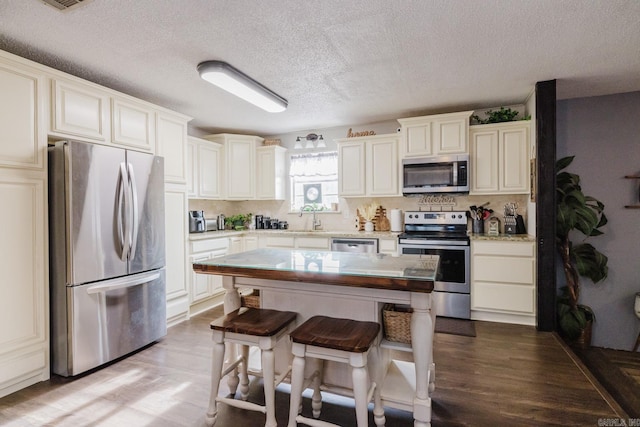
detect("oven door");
top-left (399, 243), bottom-right (470, 319)
top-left (399, 243), bottom-right (469, 292)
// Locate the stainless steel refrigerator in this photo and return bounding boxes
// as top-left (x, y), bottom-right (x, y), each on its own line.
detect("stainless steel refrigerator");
top-left (49, 140), bottom-right (167, 377)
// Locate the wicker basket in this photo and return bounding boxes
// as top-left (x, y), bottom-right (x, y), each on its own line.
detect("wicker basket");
top-left (382, 303), bottom-right (413, 344)
top-left (241, 290), bottom-right (260, 308)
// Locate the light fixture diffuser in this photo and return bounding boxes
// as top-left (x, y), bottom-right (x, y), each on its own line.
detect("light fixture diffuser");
top-left (197, 60), bottom-right (287, 113)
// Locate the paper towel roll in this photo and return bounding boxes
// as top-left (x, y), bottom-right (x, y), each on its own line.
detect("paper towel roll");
top-left (390, 209), bottom-right (403, 232)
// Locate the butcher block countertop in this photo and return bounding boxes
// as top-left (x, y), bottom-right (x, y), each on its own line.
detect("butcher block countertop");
top-left (192, 248), bottom-right (437, 293)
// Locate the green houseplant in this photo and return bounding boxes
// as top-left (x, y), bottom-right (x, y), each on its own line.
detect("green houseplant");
top-left (471, 106), bottom-right (531, 125)
top-left (226, 213), bottom-right (252, 230)
top-left (556, 156), bottom-right (608, 344)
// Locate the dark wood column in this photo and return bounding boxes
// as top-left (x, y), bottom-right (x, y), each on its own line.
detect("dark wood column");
top-left (535, 80), bottom-right (557, 331)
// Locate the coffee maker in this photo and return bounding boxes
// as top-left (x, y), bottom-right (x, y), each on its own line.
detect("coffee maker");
top-left (188, 210), bottom-right (205, 233)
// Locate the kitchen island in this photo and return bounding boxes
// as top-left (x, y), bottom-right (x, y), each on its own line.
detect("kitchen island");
top-left (193, 248), bottom-right (439, 427)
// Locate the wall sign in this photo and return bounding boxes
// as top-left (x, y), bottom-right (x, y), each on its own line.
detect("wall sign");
top-left (417, 194), bottom-right (457, 206)
top-left (347, 128), bottom-right (376, 138)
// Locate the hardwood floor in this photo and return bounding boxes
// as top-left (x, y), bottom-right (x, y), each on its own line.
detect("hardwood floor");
top-left (0, 306), bottom-right (626, 426)
top-left (572, 346), bottom-right (640, 418)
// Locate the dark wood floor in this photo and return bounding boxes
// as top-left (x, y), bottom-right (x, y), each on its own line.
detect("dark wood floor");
top-left (0, 306), bottom-right (627, 426)
top-left (572, 346), bottom-right (640, 418)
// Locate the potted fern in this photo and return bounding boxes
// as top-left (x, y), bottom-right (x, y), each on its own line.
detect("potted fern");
top-left (556, 156), bottom-right (608, 347)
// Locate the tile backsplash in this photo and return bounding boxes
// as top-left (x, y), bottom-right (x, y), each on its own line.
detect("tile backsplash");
top-left (189, 194), bottom-right (529, 234)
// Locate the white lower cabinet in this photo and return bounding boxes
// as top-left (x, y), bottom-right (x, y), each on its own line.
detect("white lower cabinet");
top-left (244, 235), bottom-right (259, 251)
top-left (471, 240), bottom-right (536, 325)
top-left (296, 236), bottom-right (330, 250)
top-left (0, 172), bottom-right (48, 398)
top-left (260, 235), bottom-right (296, 249)
top-left (189, 236), bottom-right (229, 316)
top-left (164, 186), bottom-right (189, 325)
top-left (378, 237), bottom-right (399, 255)
top-left (229, 236), bottom-right (244, 254)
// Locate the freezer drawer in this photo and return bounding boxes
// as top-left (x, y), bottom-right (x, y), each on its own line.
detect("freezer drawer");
top-left (51, 269), bottom-right (167, 377)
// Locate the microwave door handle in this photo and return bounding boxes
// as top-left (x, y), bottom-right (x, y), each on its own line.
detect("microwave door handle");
top-left (452, 160), bottom-right (458, 185)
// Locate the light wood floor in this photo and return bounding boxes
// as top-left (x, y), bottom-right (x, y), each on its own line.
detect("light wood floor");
top-left (0, 306), bottom-right (626, 426)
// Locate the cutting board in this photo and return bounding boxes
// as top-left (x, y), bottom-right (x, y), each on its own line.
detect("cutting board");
top-left (377, 210), bottom-right (390, 231)
top-left (356, 206), bottom-right (389, 231)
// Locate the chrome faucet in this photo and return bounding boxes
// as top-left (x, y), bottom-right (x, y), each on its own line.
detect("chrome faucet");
top-left (299, 204), bottom-right (321, 230)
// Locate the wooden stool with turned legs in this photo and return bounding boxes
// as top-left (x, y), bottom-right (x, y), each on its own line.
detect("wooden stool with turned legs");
top-left (287, 315), bottom-right (385, 427)
top-left (206, 307), bottom-right (297, 427)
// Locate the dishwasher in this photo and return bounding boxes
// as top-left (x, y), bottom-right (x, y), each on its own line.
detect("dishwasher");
top-left (330, 237), bottom-right (379, 253)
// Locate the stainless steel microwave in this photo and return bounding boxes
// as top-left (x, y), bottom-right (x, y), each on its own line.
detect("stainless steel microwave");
top-left (402, 154), bottom-right (469, 194)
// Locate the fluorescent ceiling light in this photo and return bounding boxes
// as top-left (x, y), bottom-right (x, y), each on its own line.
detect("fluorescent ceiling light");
top-left (197, 60), bottom-right (287, 113)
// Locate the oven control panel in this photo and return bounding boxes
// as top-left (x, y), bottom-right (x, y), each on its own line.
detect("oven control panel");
top-left (404, 211), bottom-right (467, 225)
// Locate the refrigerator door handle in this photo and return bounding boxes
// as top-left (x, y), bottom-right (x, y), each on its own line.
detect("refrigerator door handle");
top-left (127, 162), bottom-right (139, 260)
top-left (85, 270), bottom-right (161, 294)
top-left (116, 162), bottom-right (130, 261)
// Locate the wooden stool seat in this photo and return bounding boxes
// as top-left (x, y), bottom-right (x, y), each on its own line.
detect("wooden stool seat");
top-left (211, 307), bottom-right (297, 336)
top-left (206, 307), bottom-right (297, 427)
top-left (287, 316), bottom-right (385, 427)
top-left (290, 315), bottom-right (380, 352)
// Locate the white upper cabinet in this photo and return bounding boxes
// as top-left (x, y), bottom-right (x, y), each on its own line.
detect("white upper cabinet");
top-left (51, 78), bottom-right (110, 142)
top-left (204, 134), bottom-right (263, 200)
top-left (337, 139), bottom-right (367, 197)
top-left (397, 110), bottom-right (473, 158)
top-left (470, 121), bottom-right (530, 195)
top-left (0, 56), bottom-right (46, 170)
top-left (187, 136), bottom-right (224, 199)
top-left (111, 97), bottom-right (156, 152)
top-left (337, 134), bottom-right (399, 197)
top-left (157, 112), bottom-right (189, 184)
top-left (256, 145), bottom-right (287, 200)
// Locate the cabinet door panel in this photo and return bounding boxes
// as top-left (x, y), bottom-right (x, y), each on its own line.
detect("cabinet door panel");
top-left (157, 113), bottom-right (187, 184)
top-left (435, 118), bottom-right (466, 154)
top-left (0, 175), bottom-right (47, 393)
top-left (296, 237), bottom-right (330, 249)
top-left (186, 141), bottom-right (196, 197)
top-left (112, 98), bottom-right (155, 151)
top-left (500, 128), bottom-right (529, 193)
top-left (0, 62), bottom-right (45, 169)
top-left (52, 79), bottom-right (109, 141)
top-left (405, 124), bottom-right (432, 157)
top-left (164, 188), bottom-right (188, 320)
top-left (471, 130), bottom-right (499, 193)
top-left (226, 139), bottom-right (255, 199)
top-left (473, 256), bottom-right (535, 284)
top-left (472, 282), bottom-right (535, 314)
top-left (367, 138), bottom-right (399, 196)
top-left (199, 143), bottom-right (222, 198)
top-left (190, 253), bottom-right (212, 302)
top-left (338, 143), bottom-right (365, 196)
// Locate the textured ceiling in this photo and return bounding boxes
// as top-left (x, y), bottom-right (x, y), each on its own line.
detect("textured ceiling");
top-left (1, 0), bottom-right (639, 136)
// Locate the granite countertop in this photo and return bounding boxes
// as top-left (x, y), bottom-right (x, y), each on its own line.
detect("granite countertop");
top-left (190, 229), bottom-right (535, 242)
top-left (193, 248), bottom-right (438, 292)
top-left (469, 233), bottom-right (535, 242)
top-left (189, 229), bottom-right (402, 240)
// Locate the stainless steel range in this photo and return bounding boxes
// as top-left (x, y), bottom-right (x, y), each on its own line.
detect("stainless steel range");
top-left (398, 211), bottom-right (470, 319)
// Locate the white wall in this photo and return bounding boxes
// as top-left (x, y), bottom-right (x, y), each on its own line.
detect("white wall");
top-left (557, 90), bottom-right (640, 351)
